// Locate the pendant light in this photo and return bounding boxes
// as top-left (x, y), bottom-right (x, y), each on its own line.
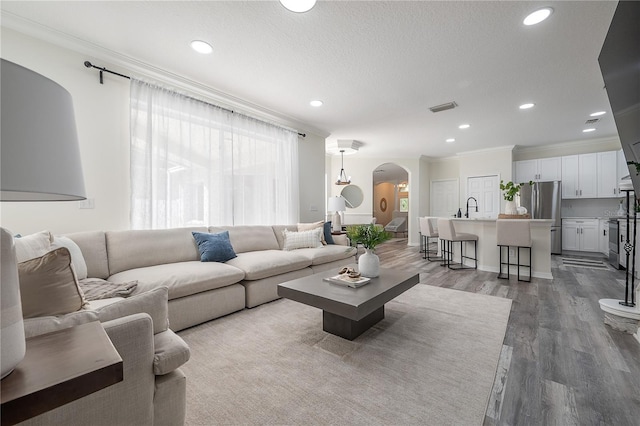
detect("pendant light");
top-left (335, 150), bottom-right (351, 185)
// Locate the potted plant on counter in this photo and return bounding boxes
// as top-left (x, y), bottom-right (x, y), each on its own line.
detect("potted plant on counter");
top-left (499, 180), bottom-right (532, 215)
top-left (346, 224), bottom-right (391, 277)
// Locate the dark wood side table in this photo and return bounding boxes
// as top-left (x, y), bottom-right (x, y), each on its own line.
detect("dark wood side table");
top-left (1, 321), bottom-right (123, 426)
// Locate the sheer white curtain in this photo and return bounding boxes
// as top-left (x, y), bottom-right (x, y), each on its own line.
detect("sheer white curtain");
top-left (130, 79), bottom-right (299, 229)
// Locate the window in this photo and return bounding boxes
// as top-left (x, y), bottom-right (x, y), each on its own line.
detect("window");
top-left (130, 80), bottom-right (299, 229)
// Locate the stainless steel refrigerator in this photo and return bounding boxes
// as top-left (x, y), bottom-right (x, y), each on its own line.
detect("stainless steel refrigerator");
top-left (519, 181), bottom-right (562, 254)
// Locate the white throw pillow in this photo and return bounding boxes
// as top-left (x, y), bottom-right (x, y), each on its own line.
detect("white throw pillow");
top-left (14, 230), bottom-right (53, 263)
top-left (297, 221), bottom-right (326, 245)
top-left (282, 228), bottom-right (323, 251)
top-left (52, 236), bottom-right (88, 280)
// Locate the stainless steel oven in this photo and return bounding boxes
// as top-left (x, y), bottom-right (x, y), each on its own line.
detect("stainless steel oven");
top-left (609, 218), bottom-right (620, 268)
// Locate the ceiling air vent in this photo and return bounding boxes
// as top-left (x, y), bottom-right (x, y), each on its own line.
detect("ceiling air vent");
top-left (585, 118), bottom-right (600, 124)
top-left (429, 101), bottom-right (458, 113)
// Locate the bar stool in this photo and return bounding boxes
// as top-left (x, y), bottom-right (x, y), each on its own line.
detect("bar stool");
top-left (496, 219), bottom-right (532, 282)
top-left (437, 219), bottom-right (478, 270)
top-left (419, 217), bottom-right (442, 261)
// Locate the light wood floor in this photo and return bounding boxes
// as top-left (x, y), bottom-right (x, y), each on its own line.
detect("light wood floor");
top-left (374, 238), bottom-right (640, 426)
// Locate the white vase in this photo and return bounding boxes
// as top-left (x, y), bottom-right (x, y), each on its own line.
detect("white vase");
top-left (504, 200), bottom-right (518, 215)
top-left (358, 248), bottom-right (380, 278)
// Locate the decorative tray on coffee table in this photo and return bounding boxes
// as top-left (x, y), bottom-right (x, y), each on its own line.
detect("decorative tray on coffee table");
top-left (323, 274), bottom-right (371, 288)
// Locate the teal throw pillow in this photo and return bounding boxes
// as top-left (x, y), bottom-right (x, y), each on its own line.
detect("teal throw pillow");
top-left (192, 231), bottom-right (237, 263)
top-left (323, 221), bottom-right (335, 245)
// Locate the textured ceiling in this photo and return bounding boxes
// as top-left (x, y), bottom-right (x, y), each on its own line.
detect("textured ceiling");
top-left (0, 1), bottom-right (619, 159)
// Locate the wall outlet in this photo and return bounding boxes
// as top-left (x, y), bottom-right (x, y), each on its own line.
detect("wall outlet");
top-left (309, 205), bottom-right (318, 212)
top-left (78, 198), bottom-right (95, 209)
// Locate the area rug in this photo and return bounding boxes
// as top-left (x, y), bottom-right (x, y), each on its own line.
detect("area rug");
top-left (562, 257), bottom-right (612, 270)
top-left (178, 284), bottom-right (512, 425)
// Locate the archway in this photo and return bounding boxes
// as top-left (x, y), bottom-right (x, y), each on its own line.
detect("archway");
top-left (372, 163), bottom-right (409, 228)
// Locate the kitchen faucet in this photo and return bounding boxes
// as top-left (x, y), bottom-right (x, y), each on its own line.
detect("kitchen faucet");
top-left (465, 197), bottom-right (478, 218)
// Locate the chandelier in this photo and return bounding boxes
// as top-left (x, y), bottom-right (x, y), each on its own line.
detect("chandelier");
top-left (335, 150), bottom-right (351, 185)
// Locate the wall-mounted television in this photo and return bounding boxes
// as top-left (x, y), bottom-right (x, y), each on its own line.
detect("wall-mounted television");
top-left (598, 1), bottom-right (640, 191)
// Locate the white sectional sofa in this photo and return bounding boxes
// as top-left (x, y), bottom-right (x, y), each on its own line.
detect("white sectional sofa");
top-left (12, 223), bottom-right (354, 425)
top-left (66, 225), bottom-right (356, 331)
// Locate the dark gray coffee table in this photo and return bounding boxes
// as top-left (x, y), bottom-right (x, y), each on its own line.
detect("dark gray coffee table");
top-left (277, 265), bottom-right (419, 340)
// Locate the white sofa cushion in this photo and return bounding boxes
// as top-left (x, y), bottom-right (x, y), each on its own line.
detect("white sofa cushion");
top-left (153, 329), bottom-right (190, 375)
top-left (291, 244), bottom-right (357, 265)
top-left (52, 235), bottom-right (88, 280)
top-left (106, 227), bottom-right (207, 275)
top-left (225, 250), bottom-right (311, 280)
top-left (23, 310), bottom-right (100, 339)
top-left (109, 261), bottom-right (245, 300)
top-left (210, 225), bottom-right (280, 254)
top-left (65, 231), bottom-right (110, 279)
top-left (94, 286), bottom-right (169, 334)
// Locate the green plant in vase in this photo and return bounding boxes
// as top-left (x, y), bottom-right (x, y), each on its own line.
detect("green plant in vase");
top-left (346, 224), bottom-right (391, 278)
top-left (499, 180), bottom-right (533, 214)
top-left (346, 224), bottom-right (391, 250)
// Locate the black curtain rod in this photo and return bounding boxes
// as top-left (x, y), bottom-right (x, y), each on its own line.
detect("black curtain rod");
top-left (83, 60), bottom-right (306, 138)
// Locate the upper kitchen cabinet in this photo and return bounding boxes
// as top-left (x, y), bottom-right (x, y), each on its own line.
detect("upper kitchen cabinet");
top-left (597, 151), bottom-right (619, 198)
top-left (562, 154), bottom-right (598, 199)
top-left (514, 157), bottom-right (561, 183)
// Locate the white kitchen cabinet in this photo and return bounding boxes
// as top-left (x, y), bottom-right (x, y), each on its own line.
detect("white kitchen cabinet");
top-left (562, 154), bottom-right (598, 199)
top-left (562, 219), bottom-right (599, 252)
top-left (514, 157), bottom-right (561, 183)
top-left (599, 219), bottom-right (609, 255)
top-left (597, 151), bottom-right (619, 198)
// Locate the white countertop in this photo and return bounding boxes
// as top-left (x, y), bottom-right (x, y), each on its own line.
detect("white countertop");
top-left (450, 217), bottom-right (553, 223)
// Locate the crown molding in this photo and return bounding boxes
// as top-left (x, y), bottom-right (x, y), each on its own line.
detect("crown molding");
top-left (1, 12), bottom-right (330, 138)
top-left (513, 136), bottom-right (621, 156)
top-left (456, 145), bottom-right (515, 158)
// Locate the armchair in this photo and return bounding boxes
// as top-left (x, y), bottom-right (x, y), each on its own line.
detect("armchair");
top-left (19, 287), bottom-right (189, 426)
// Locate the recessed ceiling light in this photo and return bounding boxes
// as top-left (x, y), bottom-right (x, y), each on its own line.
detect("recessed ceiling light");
top-left (310, 100), bottom-right (323, 107)
top-left (590, 111), bottom-right (606, 117)
top-left (519, 103), bottom-right (535, 109)
top-left (446, 138), bottom-right (455, 143)
top-left (280, 0), bottom-right (316, 13)
top-left (523, 7), bottom-right (553, 26)
top-left (190, 40), bottom-right (213, 54)
top-left (458, 124), bottom-right (470, 129)
top-left (583, 128), bottom-right (596, 133)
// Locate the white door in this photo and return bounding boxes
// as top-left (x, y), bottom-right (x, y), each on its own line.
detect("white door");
top-left (467, 175), bottom-right (500, 218)
top-left (430, 179), bottom-right (459, 218)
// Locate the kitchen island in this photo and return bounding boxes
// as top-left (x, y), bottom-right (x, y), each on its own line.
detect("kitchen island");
top-left (448, 218), bottom-right (554, 279)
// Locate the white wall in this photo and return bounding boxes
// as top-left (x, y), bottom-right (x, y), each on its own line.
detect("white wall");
top-left (457, 146), bottom-right (514, 211)
top-left (0, 28), bottom-right (326, 234)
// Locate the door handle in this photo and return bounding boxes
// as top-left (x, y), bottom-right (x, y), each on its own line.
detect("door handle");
top-left (576, 190), bottom-right (578, 196)
top-left (580, 189), bottom-right (583, 196)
